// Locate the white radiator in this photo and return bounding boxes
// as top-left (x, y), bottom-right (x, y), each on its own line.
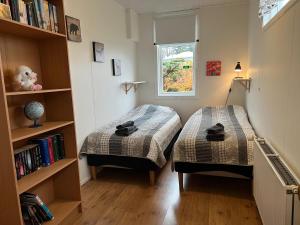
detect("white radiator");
top-left (253, 138), bottom-right (299, 225)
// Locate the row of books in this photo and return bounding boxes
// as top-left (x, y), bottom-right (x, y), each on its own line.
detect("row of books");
top-left (0, 0), bottom-right (58, 32)
top-left (21, 192), bottom-right (54, 225)
top-left (14, 133), bottom-right (65, 180)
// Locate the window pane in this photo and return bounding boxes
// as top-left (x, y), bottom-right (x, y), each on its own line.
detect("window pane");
top-left (160, 44), bottom-right (194, 93)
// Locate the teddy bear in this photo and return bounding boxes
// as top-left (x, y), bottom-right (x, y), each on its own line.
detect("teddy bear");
top-left (12, 65), bottom-right (43, 91)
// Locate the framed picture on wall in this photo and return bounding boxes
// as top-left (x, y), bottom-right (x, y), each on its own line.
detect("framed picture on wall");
top-left (112, 59), bottom-right (122, 76)
top-left (206, 61), bottom-right (222, 76)
top-left (66, 16), bottom-right (82, 42)
top-left (93, 42), bottom-right (105, 63)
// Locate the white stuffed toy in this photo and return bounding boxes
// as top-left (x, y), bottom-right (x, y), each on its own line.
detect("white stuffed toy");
top-left (13, 65), bottom-right (43, 91)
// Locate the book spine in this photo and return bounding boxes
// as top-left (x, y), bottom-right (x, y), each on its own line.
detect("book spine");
top-left (52, 135), bottom-right (59, 161)
top-left (19, 153), bottom-right (25, 177)
top-left (43, 0), bottom-right (50, 30)
top-left (52, 4), bottom-right (58, 32)
top-left (18, 0), bottom-right (27, 24)
top-left (38, 0), bottom-right (46, 29)
top-left (47, 137), bottom-right (55, 164)
top-left (33, 0), bottom-right (41, 27)
top-left (26, 149), bottom-right (33, 173)
top-left (35, 195), bottom-right (54, 220)
top-left (58, 133), bottom-right (65, 159)
top-left (33, 140), bottom-right (50, 166)
top-left (14, 0), bottom-right (20, 21)
top-left (36, 145), bottom-right (43, 168)
top-left (15, 154), bottom-right (21, 180)
top-left (25, 2), bottom-right (31, 25)
top-left (22, 151), bottom-right (29, 175)
top-left (48, 2), bottom-right (54, 31)
top-left (29, 147), bottom-right (36, 172)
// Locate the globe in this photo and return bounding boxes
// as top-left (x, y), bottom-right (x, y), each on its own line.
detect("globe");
top-left (24, 101), bottom-right (45, 128)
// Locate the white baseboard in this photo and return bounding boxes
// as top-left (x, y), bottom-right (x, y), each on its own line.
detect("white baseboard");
top-left (80, 175), bottom-right (91, 186)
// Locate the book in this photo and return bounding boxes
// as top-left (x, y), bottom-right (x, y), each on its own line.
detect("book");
top-left (47, 136), bottom-right (55, 164)
top-left (19, 0), bottom-right (27, 24)
top-left (58, 133), bottom-right (65, 159)
top-left (32, 0), bottom-right (42, 27)
top-left (37, 0), bottom-right (46, 29)
top-left (48, 2), bottom-right (54, 31)
top-left (52, 4), bottom-right (58, 32)
top-left (50, 134), bottom-right (59, 161)
top-left (32, 138), bottom-right (50, 166)
top-left (43, 0), bottom-right (50, 30)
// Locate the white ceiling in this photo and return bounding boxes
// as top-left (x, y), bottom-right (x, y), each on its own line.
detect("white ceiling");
top-left (114, 0), bottom-right (248, 13)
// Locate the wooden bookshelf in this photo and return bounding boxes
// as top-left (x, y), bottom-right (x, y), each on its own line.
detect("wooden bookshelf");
top-left (0, 1), bottom-right (82, 224)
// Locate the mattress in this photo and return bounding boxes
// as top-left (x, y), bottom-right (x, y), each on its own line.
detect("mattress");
top-left (173, 105), bottom-right (256, 177)
top-left (80, 104), bottom-right (182, 168)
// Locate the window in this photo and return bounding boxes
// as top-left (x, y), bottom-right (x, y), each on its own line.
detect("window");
top-left (157, 43), bottom-right (196, 97)
top-left (260, 0), bottom-right (293, 27)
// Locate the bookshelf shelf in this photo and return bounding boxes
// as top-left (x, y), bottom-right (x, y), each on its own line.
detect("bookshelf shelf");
top-left (11, 121), bottom-right (74, 142)
top-left (18, 158), bottom-right (77, 194)
top-left (46, 200), bottom-right (81, 225)
top-left (0, 18), bottom-right (66, 39)
top-left (6, 88), bottom-right (72, 96)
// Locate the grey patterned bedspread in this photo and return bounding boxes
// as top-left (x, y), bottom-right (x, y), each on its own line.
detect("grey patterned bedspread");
top-left (80, 105), bottom-right (182, 167)
top-left (173, 105), bottom-right (255, 166)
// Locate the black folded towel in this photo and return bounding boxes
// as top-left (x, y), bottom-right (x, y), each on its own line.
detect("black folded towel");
top-left (206, 131), bottom-right (225, 142)
top-left (206, 123), bottom-right (224, 134)
top-left (115, 125), bottom-right (138, 136)
top-left (116, 121), bottom-right (134, 130)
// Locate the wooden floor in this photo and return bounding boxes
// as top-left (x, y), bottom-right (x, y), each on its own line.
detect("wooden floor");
top-left (74, 162), bottom-right (262, 225)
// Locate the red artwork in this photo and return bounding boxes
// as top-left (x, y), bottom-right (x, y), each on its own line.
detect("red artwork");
top-left (206, 61), bottom-right (222, 76)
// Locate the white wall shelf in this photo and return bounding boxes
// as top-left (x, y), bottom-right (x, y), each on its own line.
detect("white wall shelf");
top-left (234, 77), bottom-right (251, 91)
top-left (122, 81), bottom-right (146, 94)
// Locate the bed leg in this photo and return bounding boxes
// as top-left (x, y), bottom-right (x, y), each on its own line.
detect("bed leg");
top-left (90, 166), bottom-right (97, 180)
top-left (178, 173), bottom-right (184, 192)
top-left (149, 171), bottom-right (156, 186)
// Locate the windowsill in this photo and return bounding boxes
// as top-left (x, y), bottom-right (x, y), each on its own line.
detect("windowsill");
top-left (262, 0), bottom-right (297, 31)
top-left (156, 91), bottom-right (199, 100)
top-left (158, 92), bottom-right (195, 97)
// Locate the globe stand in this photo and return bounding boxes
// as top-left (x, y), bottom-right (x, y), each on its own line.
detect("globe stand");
top-left (29, 119), bottom-right (42, 128)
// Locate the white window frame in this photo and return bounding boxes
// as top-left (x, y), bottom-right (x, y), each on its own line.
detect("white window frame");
top-left (262, 0), bottom-right (297, 30)
top-left (157, 42), bottom-right (196, 97)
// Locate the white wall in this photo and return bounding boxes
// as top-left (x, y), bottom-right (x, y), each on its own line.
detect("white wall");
top-left (64, 0), bottom-right (137, 184)
top-left (247, 0), bottom-right (300, 177)
top-left (136, 3), bottom-right (249, 123)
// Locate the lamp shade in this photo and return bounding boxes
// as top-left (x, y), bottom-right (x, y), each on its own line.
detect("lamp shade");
top-left (234, 62), bottom-right (242, 72)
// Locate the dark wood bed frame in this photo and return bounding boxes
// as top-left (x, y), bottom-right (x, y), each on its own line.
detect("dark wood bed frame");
top-left (90, 166), bottom-right (157, 185)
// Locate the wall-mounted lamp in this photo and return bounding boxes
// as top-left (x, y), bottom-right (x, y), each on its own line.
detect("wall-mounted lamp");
top-left (225, 61), bottom-right (251, 105)
top-left (234, 62), bottom-right (243, 78)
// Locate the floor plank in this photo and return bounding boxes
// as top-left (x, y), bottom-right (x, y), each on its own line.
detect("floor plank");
top-left (75, 162), bottom-right (262, 225)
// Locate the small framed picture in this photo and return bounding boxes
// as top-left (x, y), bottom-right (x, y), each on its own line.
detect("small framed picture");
top-left (93, 42), bottom-right (105, 63)
top-left (206, 61), bottom-right (222, 76)
top-left (112, 59), bottom-right (121, 76)
top-left (0, 3), bottom-right (12, 20)
top-left (66, 16), bottom-right (82, 42)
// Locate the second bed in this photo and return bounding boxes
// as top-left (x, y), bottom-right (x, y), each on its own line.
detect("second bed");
top-left (173, 105), bottom-right (256, 190)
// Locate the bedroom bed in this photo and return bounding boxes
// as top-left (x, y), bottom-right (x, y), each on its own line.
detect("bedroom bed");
top-left (173, 105), bottom-right (256, 191)
top-left (80, 104), bottom-right (182, 185)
